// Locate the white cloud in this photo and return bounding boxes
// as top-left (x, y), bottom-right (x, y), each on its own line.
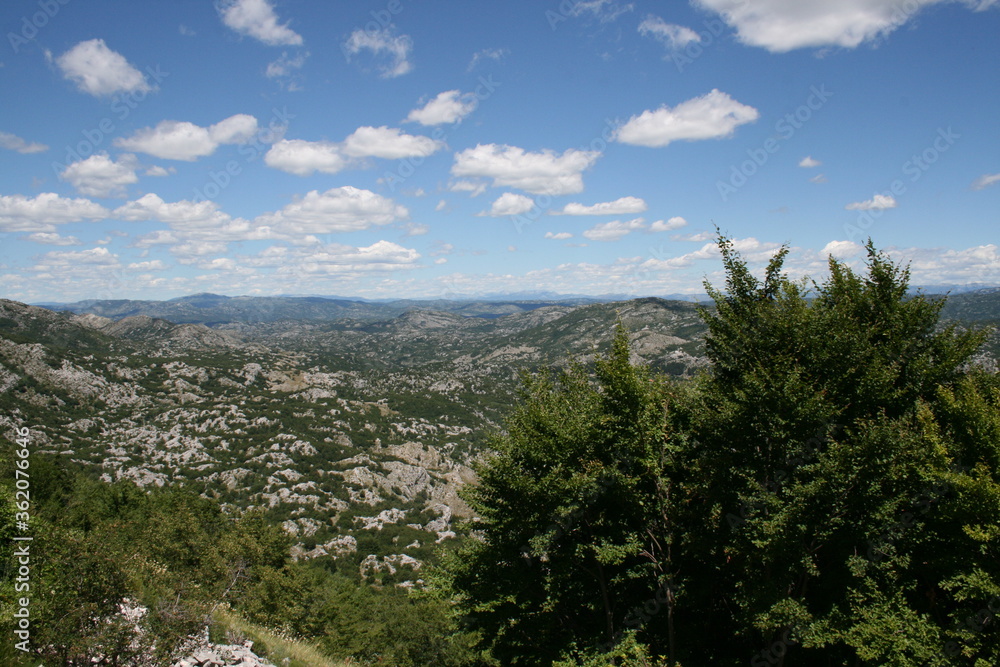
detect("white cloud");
top-left (615, 89), bottom-right (759, 147)
top-left (114, 193), bottom-right (280, 264)
top-left (449, 180), bottom-right (487, 197)
top-left (55, 39), bottom-right (151, 97)
top-left (888, 243), bottom-right (1000, 285)
top-left (650, 216), bottom-right (688, 232)
top-left (545, 231), bottom-right (574, 240)
top-left (672, 230), bottom-right (714, 242)
top-left (115, 193), bottom-right (230, 227)
top-left (266, 51), bottom-right (308, 78)
top-left (486, 193), bottom-right (535, 217)
top-left (810, 174), bottom-right (828, 184)
top-left (343, 126), bottom-right (444, 159)
top-left (195, 257), bottom-right (241, 272)
top-left (115, 114), bottom-right (259, 160)
top-left (451, 144), bottom-right (600, 195)
top-left (24, 232), bottom-right (81, 246)
top-left (31, 247), bottom-right (120, 273)
top-left (145, 165), bottom-right (175, 177)
top-left (467, 48), bottom-right (508, 71)
top-left (845, 194), bottom-right (897, 210)
top-left (173, 241), bottom-right (229, 260)
top-left (570, 0), bottom-right (636, 22)
top-left (582, 217), bottom-right (646, 241)
top-left (406, 90), bottom-right (477, 125)
top-left (208, 114), bottom-right (259, 144)
top-left (692, 0), bottom-right (991, 52)
top-left (799, 156), bottom-right (822, 167)
top-left (343, 27), bottom-right (412, 78)
top-left (115, 194), bottom-right (272, 251)
top-left (0, 131), bottom-right (47, 154)
top-left (60, 153), bottom-right (138, 198)
top-left (217, 0), bottom-right (303, 46)
top-left (428, 242), bottom-right (454, 257)
top-left (971, 172), bottom-right (1000, 190)
top-left (264, 139), bottom-right (346, 175)
top-left (822, 240), bottom-right (864, 257)
top-left (639, 15), bottom-right (701, 50)
top-left (249, 240), bottom-right (421, 273)
top-left (127, 260), bottom-right (168, 271)
top-left (254, 186), bottom-right (408, 235)
top-left (555, 196), bottom-right (647, 216)
top-left (0, 193), bottom-right (108, 233)
top-left (403, 222), bottom-right (429, 236)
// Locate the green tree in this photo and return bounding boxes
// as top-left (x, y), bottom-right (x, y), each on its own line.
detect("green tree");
top-left (679, 236), bottom-right (997, 665)
top-left (443, 324), bottom-right (683, 664)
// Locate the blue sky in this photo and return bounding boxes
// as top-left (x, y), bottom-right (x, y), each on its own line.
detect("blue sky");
top-left (0, 0), bottom-right (998, 302)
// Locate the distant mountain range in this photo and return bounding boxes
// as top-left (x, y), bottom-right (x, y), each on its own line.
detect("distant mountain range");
top-left (32, 286), bottom-right (1000, 327)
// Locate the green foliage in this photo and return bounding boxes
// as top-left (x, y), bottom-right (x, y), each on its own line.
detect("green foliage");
top-left (443, 322), bottom-right (683, 664)
top-left (677, 237), bottom-right (997, 664)
top-left (445, 235), bottom-right (999, 666)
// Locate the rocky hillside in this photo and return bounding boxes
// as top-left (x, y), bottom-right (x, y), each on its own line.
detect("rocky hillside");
top-left (0, 295), bottom-right (712, 585)
top-left (2, 290), bottom-right (995, 584)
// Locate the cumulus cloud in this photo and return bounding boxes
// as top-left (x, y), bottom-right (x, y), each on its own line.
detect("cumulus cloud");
top-left (254, 186), bottom-right (408, 235)
top-left (799, 156), bottom-right (822, 167)
top-left (127, 260), bottom-right (168, 271)
top-left (54, 39), bottom-right (151, 97)
top-left (0, 193), bottom-right (108, 233)
top-left (691, 0), bottom-right (990, 52)
top-left (0, 131), bottom-right (47, 154)
top-left (116, 193), bottom-right (276, 261)
top-left (208, 114), bottom-right (259, 144)
top-left (971, 172), bottom-right (1000, 190)
top-left (449, 180), bottom-right (488, 197)
top-left (555, 196), bottom-right (647, 216)
top-left (845, 194), bottom-right (897, 210)
top-left (217, 0), bottom-right (303, 46)
top-left (614, 89), bottom-right (759, 147)
top-left (23, 232), bottom-right (82, 246)
top-left (639, 15), bottom-right (701, 50)
top-left (31, 247), bottom-right (120, 273)
top-left (114, 114), bottom-right (259, 160)
top-left (582, 217), bottom-right (646, 241)
top-left (888, 243), bottom-right (1000, 286)
top-left (485, 193), bottom-right (535, 217)
top-left (672, 230), bottom-right (715, 242)
top-left (249, 240), bottom-right (421, 273)
top-left (545, 231), bottom-right (574, 240)
top-left (821, 240), bottom-right (864, 257)
top-left (451, 144), bottom-right (600, 195)
top-left (115, 193), bottom-right (231, 227)
top-left (60, 153), bottom-right (138, 198)
top-left (264, 139), bottom-right (346, 176)
top-left (343, 26), bottom-right (412, 78)
top-left (406, 90), bottom-right (478, 125)
top-left (650, 216), bottom-right (688, 232)
top-left (343, 126), bottom-right (444, 159)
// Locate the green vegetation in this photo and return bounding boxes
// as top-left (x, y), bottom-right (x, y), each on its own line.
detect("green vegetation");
top-left (0, 456), bottom-right (478, 666)
top-left (443, 238), bottom-right (999, 665)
